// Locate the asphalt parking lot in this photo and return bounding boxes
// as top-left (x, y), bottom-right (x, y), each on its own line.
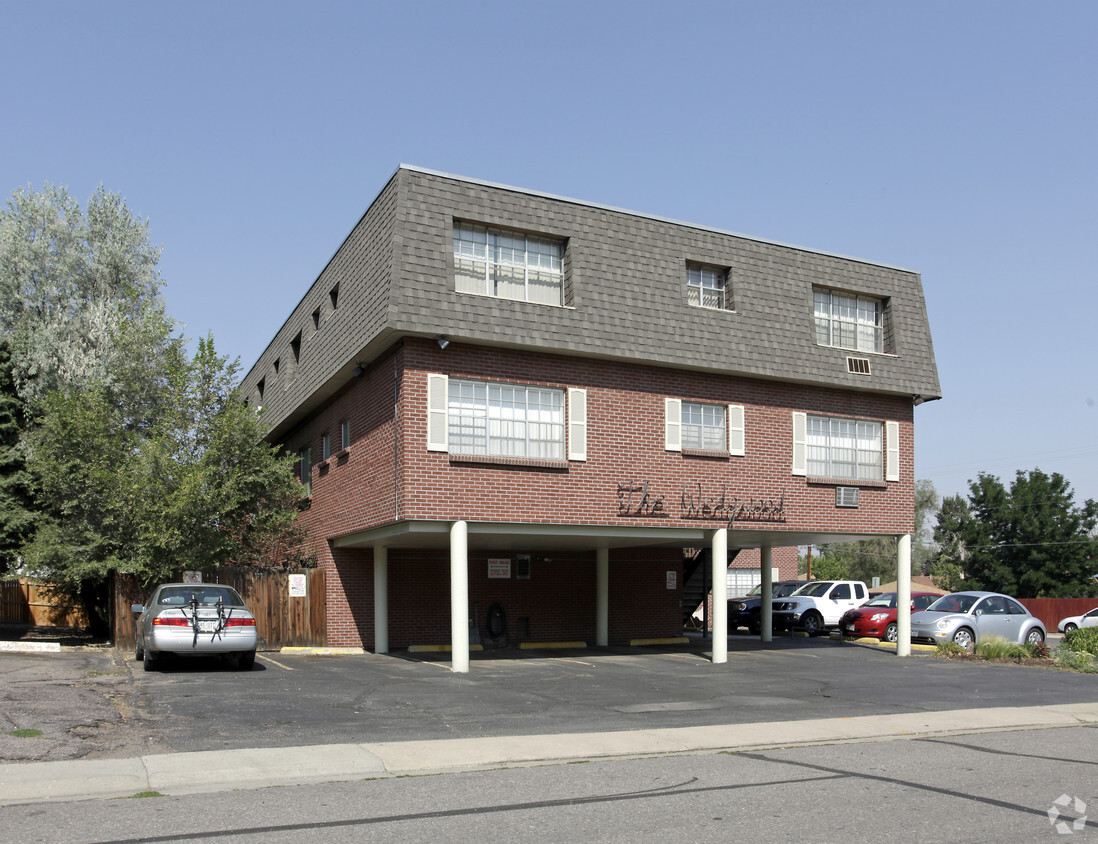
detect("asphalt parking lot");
top-left (3, 633), bottom-right (1095, 765)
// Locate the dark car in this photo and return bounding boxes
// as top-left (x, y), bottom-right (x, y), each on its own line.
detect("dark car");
top-left (729, 581), bottom-right (803, 633)
top-left (840, 591), bottom-right (940, 643)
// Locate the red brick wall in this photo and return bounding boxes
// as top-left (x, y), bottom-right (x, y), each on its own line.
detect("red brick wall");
top-left (288, 338), bottom-right (917, 648)
top-left (398, 338), bottom-right (915, 536)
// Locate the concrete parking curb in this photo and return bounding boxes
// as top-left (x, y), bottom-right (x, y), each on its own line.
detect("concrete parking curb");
top-left (3, 702), bottom-right (1096, 806)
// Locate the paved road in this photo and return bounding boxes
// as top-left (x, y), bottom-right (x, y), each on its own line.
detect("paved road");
top-left (4, 724), bottom-right (1097, 842)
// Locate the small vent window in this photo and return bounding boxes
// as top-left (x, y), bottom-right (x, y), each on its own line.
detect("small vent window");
top-left (847, 357), bottom-right (872, 375)
top-left (516, 554), bottom-right (532, 580)
top-left (836, 487), bottom-right (860, 508)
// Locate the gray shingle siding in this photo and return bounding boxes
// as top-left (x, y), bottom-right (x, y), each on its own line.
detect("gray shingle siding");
top-left (242, 166), bottom-right (940, 439)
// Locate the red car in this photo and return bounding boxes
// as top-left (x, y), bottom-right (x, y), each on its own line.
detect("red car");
top-left (840, 592), bottom-right (940, 643)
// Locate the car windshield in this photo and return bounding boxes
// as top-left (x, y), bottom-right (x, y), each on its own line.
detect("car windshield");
top-left (791, 581), bottom-right (833, 598)
top-left (863, 593), bottom-right (897, 608)
top-left (926, 594), bottom-right (978, 614)
top-left (155, 586), bottom-right (246, 608)
top-left (741, 583), bottom-right (801, 598)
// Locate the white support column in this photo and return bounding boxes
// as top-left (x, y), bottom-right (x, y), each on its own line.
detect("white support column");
top-left (450, 521), bottom-right (470, 673)
top-left (896, 533), bottom-right (912, 657)
top-left (596, 548), bottom-right (609, 647)
top-left (760, 545), bottom-right (773, 643)
top-left (373, 546), bottom-right (389, 654)
top-left (711, 529), bottom-right (728, 664)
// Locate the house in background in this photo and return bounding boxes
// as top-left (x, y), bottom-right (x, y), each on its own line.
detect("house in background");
top-left (240, 165), bottom-right (940, 670)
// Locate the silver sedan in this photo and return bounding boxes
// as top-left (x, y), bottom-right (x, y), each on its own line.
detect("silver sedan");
top-left (910, 591), bottom-right (1046, 651)
top-left (132, 583), bottom-right (258, 671)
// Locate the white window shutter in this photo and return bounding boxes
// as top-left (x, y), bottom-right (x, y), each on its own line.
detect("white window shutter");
top-left (665, 398), bottom-right (682, 451)
top-left (568, 388), bottom-right (587, 461)
top-left (792, 412), bottom-right (807, 476)
top-left (728, 404), bottom-right (745, 456)
top-left (427, 373), bottom-right (449, 452)
top-left (885, 420), bottom-right (900, 482)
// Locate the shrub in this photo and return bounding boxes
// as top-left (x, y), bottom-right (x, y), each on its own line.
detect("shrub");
top-left (1025, 641), bottom-right (1051, 659)
top-left (934, 641), bottom-right (967, 657)
top-left (1054, 649), bottom-right (1098, 673)
top-left (1061, 627), bottom-right (1098, 656)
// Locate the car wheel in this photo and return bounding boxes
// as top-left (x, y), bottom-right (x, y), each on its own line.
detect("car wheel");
top-left (143, 649), bottom-right (158, 672)
top-left (1025, 628), bottom-right (1045, 646)
top-left (238, 651), bottom-right (256, 670)
top-left (883, 622), bottom-right (898, 644)
top-left (1064, 623), bottom-right (1078, 633)
top-left (135, 638), bottom-right (144, 662)
top-left (952, 627), bottom-right (975, 651)
top-left (748, 612), bottom-right (761, 635)
top-left (801, 611), bottom-right (822, 636)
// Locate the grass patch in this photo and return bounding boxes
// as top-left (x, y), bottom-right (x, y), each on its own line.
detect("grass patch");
top-left (8, 728), bottom-right (43, 738)
top-left (974, 637), bottom-right (1026, 660)
top-left (123, 791), bottom-right (165, 799)
top-left (933, 641), bottom-right (967, 657)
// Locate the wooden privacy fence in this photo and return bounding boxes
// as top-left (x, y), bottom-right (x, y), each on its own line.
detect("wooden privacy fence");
top-left (0, 580), bottom-right (88, 627)
top-left (111, 568), bottom-right (326, 653)
top-left (1019, 597), bottom-right (1098, 632)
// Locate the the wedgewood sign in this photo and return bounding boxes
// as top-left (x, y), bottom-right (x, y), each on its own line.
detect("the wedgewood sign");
top-left (616, 482), bottom-right (786, 528)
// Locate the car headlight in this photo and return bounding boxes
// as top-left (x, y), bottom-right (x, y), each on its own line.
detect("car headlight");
top-left (733, 602), bottom-right (747, 611)
top-left (870, 613), bottom-right (888, 622)
top-left (936, 618), bottom-right (952, 630)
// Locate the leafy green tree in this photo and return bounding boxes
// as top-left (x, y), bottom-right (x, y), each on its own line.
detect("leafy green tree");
top-left (22, 337), bottom-right (307, 607)
top-left (0, 342), bottom-right (35, 572)
top-left (930, 470), bottom-right (1098, 597)
top-left (0, 183), bottom-right (176, 419)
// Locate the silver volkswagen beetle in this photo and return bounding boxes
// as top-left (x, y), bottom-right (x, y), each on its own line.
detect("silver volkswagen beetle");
top-left (910, 590), bottom-right (1045, 651)
top-left (132, 583), bottom-right (258, 671)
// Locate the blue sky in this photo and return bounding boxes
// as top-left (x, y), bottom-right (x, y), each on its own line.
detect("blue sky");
top-left (3, 1), bottom-right (1096, 506)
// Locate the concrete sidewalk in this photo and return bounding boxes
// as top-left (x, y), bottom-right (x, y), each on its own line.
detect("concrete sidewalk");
top-left (3, 702), bottom-right (1097, 806)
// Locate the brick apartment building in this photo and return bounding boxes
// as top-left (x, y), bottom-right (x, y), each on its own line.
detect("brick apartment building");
top-left (241, 165), bottom-right (941, 670)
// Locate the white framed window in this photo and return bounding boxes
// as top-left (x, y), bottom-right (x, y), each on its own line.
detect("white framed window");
top-left (453, 222), bottom-right (564, 306)
top-left (801, 415), bottom-right (883, 481)
top-left (687, 263), bottom-right (728, 309)
top-left (683, 402), bottom-right (726, 450)
top-left (428, 375), bottom-right (581, 461)
top-left (665, 400), bottom-right (745, 455)
top-left (321, 432), bottom-right (330, 462)
top-left (340, 419), bottom-right (350, 451)
top-left (813, 288), bottom-right (883, 353)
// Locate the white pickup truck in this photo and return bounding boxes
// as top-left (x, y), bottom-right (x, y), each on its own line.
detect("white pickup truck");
top-left (772, 580), bottom-right (870, 635)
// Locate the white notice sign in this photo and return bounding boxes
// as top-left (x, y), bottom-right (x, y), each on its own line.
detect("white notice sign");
top-left (488, 559), bottom-right (511, 579)
top-left (666, 571), bottom-right (677, 590)
top-left (289, 574), bottom-right (307, 597)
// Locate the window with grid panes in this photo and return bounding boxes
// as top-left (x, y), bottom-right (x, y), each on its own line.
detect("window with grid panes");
top-left (806, 416), bottom-right (882, 480)
top-left (813, 288), bottom-right (883, 353)
top-left (682, 402), bottom-right (726, 450)
top-left (687, 263), bottom-right (727, 309)
top-left (448, 379), bottom-right (565, 459)
top-left (453, 223), bottom-right (563, 306)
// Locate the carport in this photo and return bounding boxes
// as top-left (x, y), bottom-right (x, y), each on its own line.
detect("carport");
top-left (333, 521), bottom-right (916, 672)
